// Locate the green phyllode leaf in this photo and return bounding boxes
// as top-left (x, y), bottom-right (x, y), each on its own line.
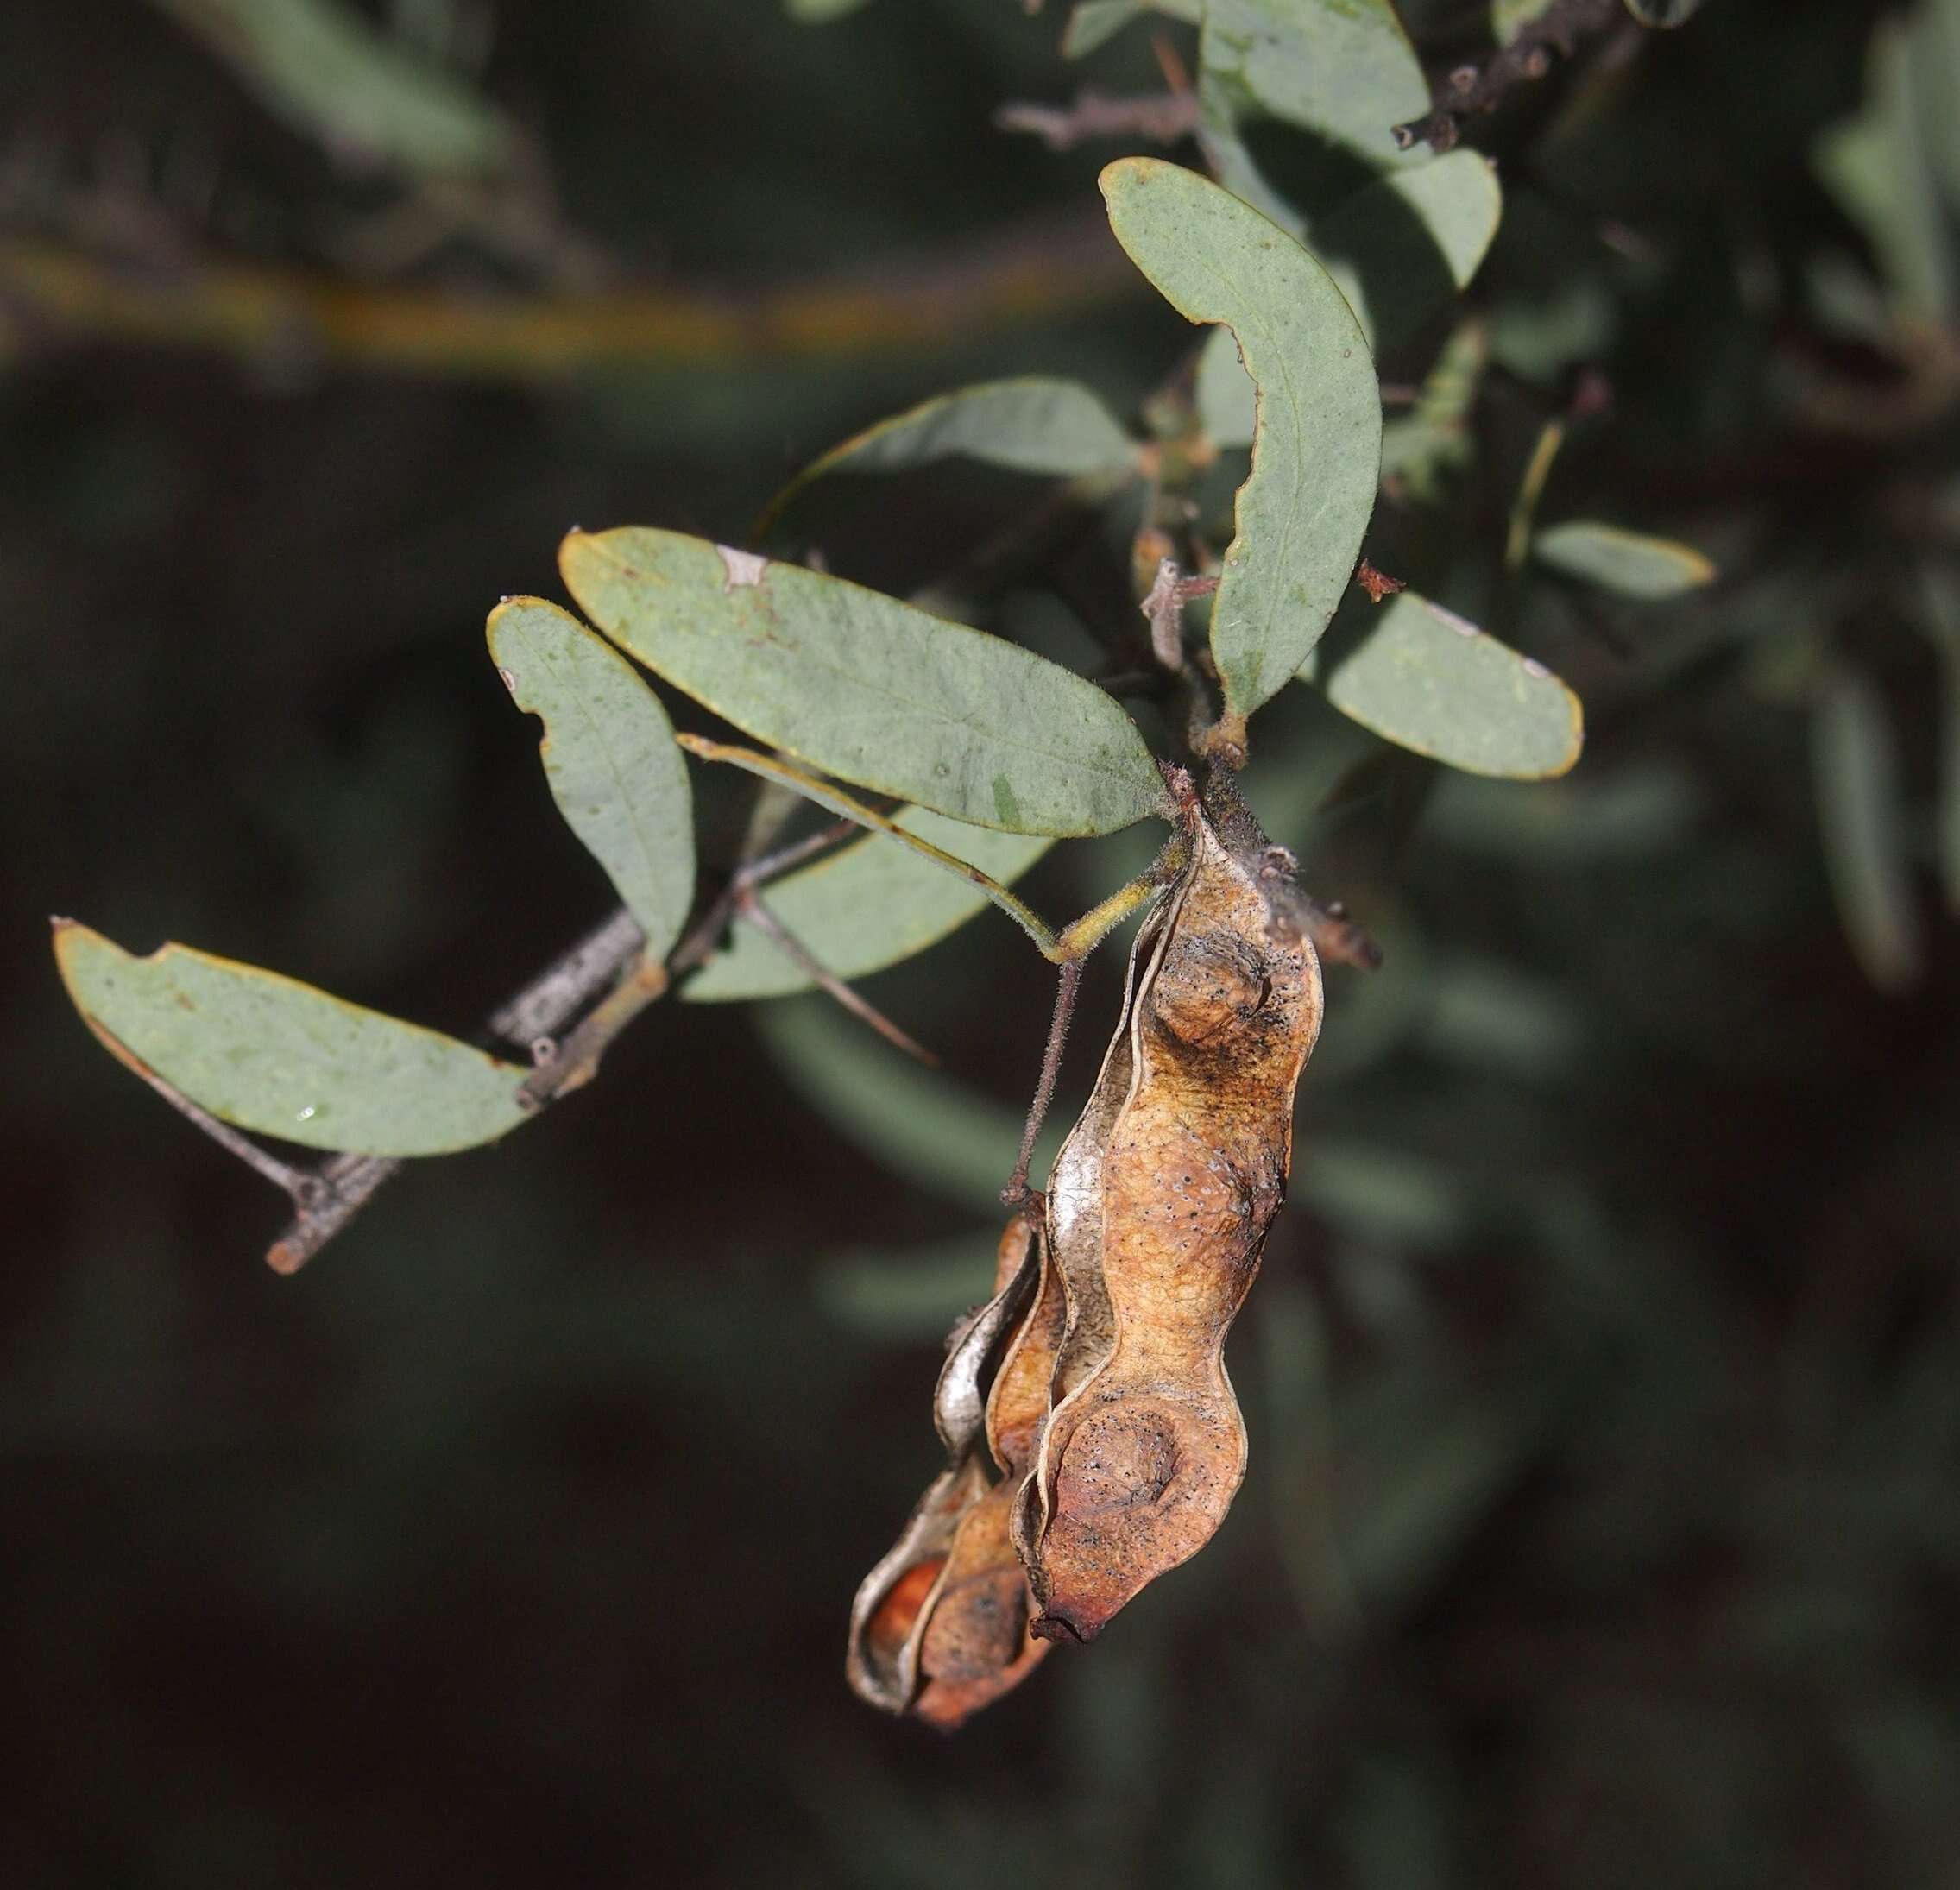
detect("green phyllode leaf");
top-left (1815, 16), bottom-right (1956, 324)
top-left (1200, 0), bottom-right (1430, 184)
top-left (1062, 0), bottom-right (1148, 56)
top-left (1311, 153), bottom-right (1504, 356)
top-left (1299, 589), bottom-right (1584, 780)
top-left (54, 924), bottom-right (532, 1156)
top-left (1192, 156), bottom-right (1499, 445)
top-left (1101, 156), bottom-right (1382, 717)
top-left (1379, 320), bottom-right (1488, 501)
top-left (150, 0), bottom-right (516, 179)
top-left (1533, 520), bottom-right (1717, 600)
top-left (487, 597), bottom-right (696, 961)
top-left (1194, 2), bottom-right (1502, 355)
top-left (757, 377), bottom-right (1138, 544)
top-left (686, 807), bottom-right (1052, 1001)
top-left (1812, 667), bottom-right (1925, 993)
top-left (559, 526), bottom-right (1165, 837)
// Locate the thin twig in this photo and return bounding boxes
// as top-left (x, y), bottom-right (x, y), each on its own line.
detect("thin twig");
top-left (1004, 958), bottom-right (1085, 1208)
top-left (1297, 896), bottom-right (1383, 973)
top-left (1139, 555), bottom-right (1218, 674)
top-left (88, 1017), bottom-right (319, 1198)
top-left (515, 950), bottom-right (671, 1109)
top-left (1391, 0), bottom-right (1623, 154)
top-left (994, 91), bottom-right (1201, 154)
top-left (734, 888), bottom-right (938, 1067)
top-left (262, 816), bottom-right (863, 1272)
top-left (488, 906), bottom-right (645, 1046)
top-left (266, 1155), bottom-right (399, 1276)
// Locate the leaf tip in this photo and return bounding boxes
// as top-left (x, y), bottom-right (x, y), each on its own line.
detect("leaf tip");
top-left (1547, 686), bottom-right (1586, 779)
top-left (1097, 154), bottom-right (1164, 205)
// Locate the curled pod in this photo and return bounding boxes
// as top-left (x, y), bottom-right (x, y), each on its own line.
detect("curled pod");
top-left (911, 1216), bottom-right (1072, 1729)
top-left (845, 1213), bottom-right (1040, 1713)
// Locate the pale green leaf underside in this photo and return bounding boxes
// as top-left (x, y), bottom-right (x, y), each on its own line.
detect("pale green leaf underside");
top-left (1200, 0), bottom-right (1429, 177)
top-left (1193, 158), bottom-right (1497, 450)
top-left (1062, 0), bottom-right (1201, 54)
top-left (1299, 589), bottom-right (1583, 779)
top-left (757, 378), bottom-right (1138, 542)
top-left (54, 924), bottom-right (530, 1156)
top-left (1195, 324), bottom-right (1259, 450)
top-left (1314, 153), bottom-right (1503, 356)
top-left (1101, 156), bottom-right (1382, 717)
top-left (487, 597), bottom-right (695, 961)
top-left (559, 526), bottom-right (1164, 837)
top-left (1534, 520), bottom-right (1716, 600)
top-left (1812, 668), bottom-right (1923, 992)
top-left (685, 807), bottom-right (1051, 1001)
top-left (1062, 0), bottom-right (1145, 55)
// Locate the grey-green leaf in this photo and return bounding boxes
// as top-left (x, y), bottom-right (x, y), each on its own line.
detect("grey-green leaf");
top-left (1200, 0), bottom-right (1429, 180)
top-left (487, 596), bottom-right (695, 961)
top-left (559, 526), bottom-right (1165, 836)
top-left (755, 377), bottom-right (1138, 544)
top-left (1191, 156), bottom-right (1502, 381)
top-left (1816, 18), bottom-right (1955, 324)
top-left (1312, 152), bottom-right (1503, 356)
top-left (54, 923), bottom-right (531, 1156)
top-left (1194, 324), bottom-right (1258, 450)
top-left (150, 0), bottom-right (516, 179)
top-left (685, 807), bottom-right (1050, 1002)
top-left (1911, 0), bottom-right (1960, 217)
top-left (1812, 667), bottom-right (1924, 993)
top-left (1534, 520), bottom-right (1717, 600)
top-left (1299, 589), bottom-right (1584, 779)
top-left (1062, 0), bottom-right (1148, 56)
top-left (1101, 157), bottom-right (1382, 717)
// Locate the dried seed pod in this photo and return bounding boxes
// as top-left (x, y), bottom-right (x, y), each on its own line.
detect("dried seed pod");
top-left (846, 1215), bottom-right (1040, 1713)
top-left (1020, 793), bottom-right (1323, 1643)
top-left (911, 1219), bottom-right (1071, 1729)
top-left (1010, 914), bottom-right (1159, 1567)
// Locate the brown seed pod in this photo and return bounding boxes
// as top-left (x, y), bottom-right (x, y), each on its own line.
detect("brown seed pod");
top-left (845, 1214), bottom-right (1040, 1713)
top-left (910, 1213), bottom-right (1072, 1729)
top-left (1018, 790), bottom-right (1323, 1643)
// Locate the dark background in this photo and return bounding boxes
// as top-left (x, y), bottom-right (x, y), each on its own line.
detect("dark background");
top-left (4, 2), bottom-right (1957, 1885)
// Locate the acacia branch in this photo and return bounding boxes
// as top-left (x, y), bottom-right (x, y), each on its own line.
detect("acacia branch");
top-left (994, 91), bottom-right (1201, 154)
top-left (257, 819), bottom-right (860, 1274)
top-left (1392, 0), bottom-right (1623, 154)
top-left (0, 205), bottom-right (1141, 381)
